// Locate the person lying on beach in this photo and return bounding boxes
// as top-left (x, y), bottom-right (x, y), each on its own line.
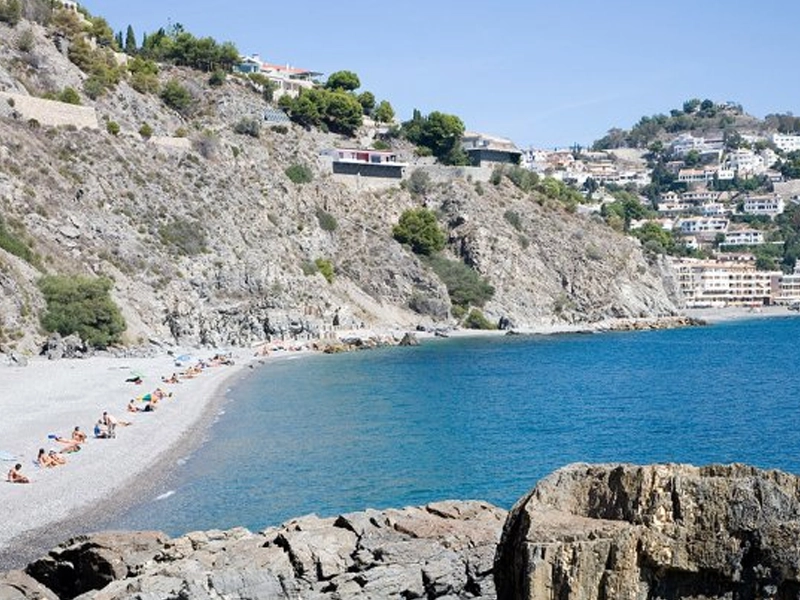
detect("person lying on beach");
top-left (161, 373), bottom-right (180, 384)
top-left (72, 426), bottom-right (87, 443)
top-left (51, 436), bottom-right (81, 453)
top-left (127, 400), bottom-right (142, 413)
top-left (7, 463), bottom-right (30, 483)
top-left (37, 448), bottom-right (65, 468)
top-left (125, 375), bottom-right (143, 384)
top-left (48, 450), bottom-right (66, 466)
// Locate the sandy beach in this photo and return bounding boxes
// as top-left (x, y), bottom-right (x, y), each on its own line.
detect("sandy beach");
top-left (0, 348), bottom-right (260, 569)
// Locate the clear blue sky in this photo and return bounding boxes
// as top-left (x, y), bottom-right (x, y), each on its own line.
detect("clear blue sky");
top-left (80, 0), bottom-right (800, 149)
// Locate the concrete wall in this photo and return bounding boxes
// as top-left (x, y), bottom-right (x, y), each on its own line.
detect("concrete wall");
top-left (0, 92), bottom-right (99, 130)
top-left (332, 161), bottom-right (404, 179)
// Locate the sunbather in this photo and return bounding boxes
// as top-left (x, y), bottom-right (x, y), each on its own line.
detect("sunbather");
top-left (37, 448), bottom-right (62, 468)
top-left (7, 463), bottom-right (30, 483)
top-left (48, 450), bottom-right (66, 466)
top-left (72, 426), bottom-right (87, 443)
top-left (127, 400), bottom-right (141, 413)
top-left (52, 436), bottom-right (81, 453)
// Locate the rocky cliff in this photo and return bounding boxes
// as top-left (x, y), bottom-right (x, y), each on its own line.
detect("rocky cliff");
top-left (0, 501), bottom-right (506, 600)
top-left (4, 464), bottom-right (800, 600)
top-left (495, 463), bottom-right (800, 600)
top-left (0, 17), bottom-right (679, 355)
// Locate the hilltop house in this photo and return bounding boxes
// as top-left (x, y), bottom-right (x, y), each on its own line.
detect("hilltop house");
top-left (326, 148), bottom-right (407, 179)
top-left (461, 132), bottom-right (522, 167)
top-left (235, 54), bottom-right (322, 99)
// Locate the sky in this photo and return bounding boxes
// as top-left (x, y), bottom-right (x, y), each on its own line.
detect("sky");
top-left (79, 0), bottom-right (800, 149)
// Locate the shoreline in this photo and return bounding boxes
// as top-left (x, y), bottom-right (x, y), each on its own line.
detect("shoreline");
top-left (2, 307), bottom-right (796, 570)
top-left (0, 349), bottom-right (260, 570)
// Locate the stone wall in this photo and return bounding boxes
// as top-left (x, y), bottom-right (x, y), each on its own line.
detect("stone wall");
top-left (0, 92), bottom-right (99, 129)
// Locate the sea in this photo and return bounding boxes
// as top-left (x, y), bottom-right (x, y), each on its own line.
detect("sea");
top-left (104, 316), bottom-right (800, 536)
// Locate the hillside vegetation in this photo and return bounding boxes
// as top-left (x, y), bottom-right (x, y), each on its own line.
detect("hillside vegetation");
top-left (0, 5), bottom-right (677, 353)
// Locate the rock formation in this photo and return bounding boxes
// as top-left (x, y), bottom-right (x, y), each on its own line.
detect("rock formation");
top-left (5, 464), bottom-right (800, 599)
top-left (494, 463), bottom-right (800, 600)
top-left (0, 500), bottom-right (505, 600)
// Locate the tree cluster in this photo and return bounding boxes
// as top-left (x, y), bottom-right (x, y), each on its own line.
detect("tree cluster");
top-left (593, 99), bottom-right (743, 150)
top-left (0, 0), bottom-right (21, 26)
top-left (401, 110), bottom-right (468, 165)
top-left (139, 24), bottom-right (239, 73)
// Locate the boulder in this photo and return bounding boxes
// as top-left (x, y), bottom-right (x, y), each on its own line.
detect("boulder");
top-left (398, 332), bottom-right (419, 346)
top-left (494, 463), bottom-right (800, 600)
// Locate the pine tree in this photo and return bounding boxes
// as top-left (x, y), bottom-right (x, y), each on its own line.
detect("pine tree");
top-left (124, 24), bottom-right (137, 54)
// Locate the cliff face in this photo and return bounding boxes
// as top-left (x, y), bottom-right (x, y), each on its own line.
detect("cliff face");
top-left (0, 20), bottom-right (678, 354)
top-left (494, 463), bottom-right (800, 600)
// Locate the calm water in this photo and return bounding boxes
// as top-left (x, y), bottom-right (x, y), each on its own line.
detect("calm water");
top-left (106, 317), bottom-right (800, 535)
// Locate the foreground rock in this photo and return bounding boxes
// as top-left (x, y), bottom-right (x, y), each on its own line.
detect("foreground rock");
top-left (0, 501), bottom-right (505, 600)
top-left (495, 463), bottom-right (800, 600)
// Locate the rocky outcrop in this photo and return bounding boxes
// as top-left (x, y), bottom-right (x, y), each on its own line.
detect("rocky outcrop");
top-left (1, 501), bottom-right (505, 600)
top-left (494, 463), bottom-right (800, 600)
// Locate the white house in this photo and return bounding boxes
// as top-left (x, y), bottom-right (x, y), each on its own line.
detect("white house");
top-left (742, 195), bottom-right (785, 217)
top-left (772, 133), bottom-right (800, 153)
top-left (677, 217), bottom-right (729, 236)
top-left (720, 229), bottom-right (765, 246)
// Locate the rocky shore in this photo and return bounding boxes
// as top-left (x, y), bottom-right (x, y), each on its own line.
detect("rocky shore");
top-left (3, 463), bottom-right (800, 600)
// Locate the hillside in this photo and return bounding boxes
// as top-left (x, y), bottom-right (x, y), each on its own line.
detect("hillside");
top-left (0, 12), bottom-right (678, 354)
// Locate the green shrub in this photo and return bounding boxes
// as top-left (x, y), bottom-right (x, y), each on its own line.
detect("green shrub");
top-left (462, 308), bottom-right (496, 330)
top-left (15, 27), bottom-right (34, 52)
top-left (106, 120), bottom-right (120, 136)
top-left (372, 139), bottom-right (390, 150)
top-left (285, 163), bottom-right (313, 184)
top-left (506, 165), bottom-right (538, 191)
top-left (233, 117), bottom-right (260, 138)
top-left (392, 207), bottom-right (446, 255)
top-left (160, 79), bottom-right (193, 114)
top-left (315, 258), bottom-right (334, 283)
top-left (301, 260), bottom-right (317, 276)
top-left (503, 210), bottom-right (522, 231)
top-left (0, 217), bottom-right (39, 267)
top-left (406, 169), bottom-right (431, 196)
top-left (58, 86), bottom-right (83, 105)
top-left (315, 208), bottom-right (338, 232)
top-left (38, 275), bottom-right (126, 348)
top-left (271, 124), bottom-right (288, 134)
top-left (208, 69), bottom-right (226, 87)
top-left (158, 218), bottom-right (207, 256)
top-left (490, 167), bottom-right (503, 186)
top-left (0, 0), bottom-right (22, 26)
top-left (425, 255), bottom-right (494, 309)
top-left (138, 122), bottom-right (153, 139)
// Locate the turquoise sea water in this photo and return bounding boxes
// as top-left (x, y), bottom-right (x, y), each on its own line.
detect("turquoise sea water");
top-left (106, 317), bottom-right (800, 536)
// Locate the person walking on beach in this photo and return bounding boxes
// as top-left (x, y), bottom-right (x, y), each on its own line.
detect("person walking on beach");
top-left (7, 463), bottom-right (30, 483)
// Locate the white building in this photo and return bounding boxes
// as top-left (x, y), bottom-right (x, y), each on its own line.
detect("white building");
top-left (677, 217), bottom-right (729, 236)
top-left (725, 149), bottom-right (765, 175)
top-left (673, 258), bottom-right (780, 307)
top-left (772, 133), bottom-right (800, 153)
top-left (720, 229), bottom-right (765, 247)
top-left (742, 196), bottom-right (785, 217)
